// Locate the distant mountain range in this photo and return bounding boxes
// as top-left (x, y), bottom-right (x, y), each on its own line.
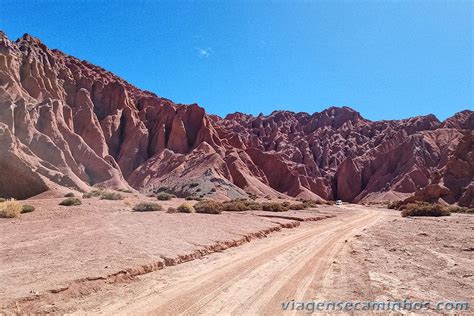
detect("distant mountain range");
top-left (0, 32), bottom-right (472, 206)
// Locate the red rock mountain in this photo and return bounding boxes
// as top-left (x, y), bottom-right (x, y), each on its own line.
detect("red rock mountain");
top-left (0, 33), bottom-right (472, 206)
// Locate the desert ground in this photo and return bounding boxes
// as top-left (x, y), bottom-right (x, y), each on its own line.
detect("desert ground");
top-left (1, 195), bottom-right (472, 315)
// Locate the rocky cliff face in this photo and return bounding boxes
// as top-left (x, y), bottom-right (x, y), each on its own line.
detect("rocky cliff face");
top-left (0, 32), bottom-right (472, 206)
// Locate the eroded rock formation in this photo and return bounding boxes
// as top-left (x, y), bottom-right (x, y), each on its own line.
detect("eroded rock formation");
top-left (0, 32), bottom-right (472, 205)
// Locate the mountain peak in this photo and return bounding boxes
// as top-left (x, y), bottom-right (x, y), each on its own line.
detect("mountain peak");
top-left (0, 31), bottom-right (471, 207)
top-left (17, 33), bottom-right (43, 44)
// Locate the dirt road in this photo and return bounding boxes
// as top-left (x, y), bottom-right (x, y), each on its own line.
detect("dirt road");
top-left (92, 206), bottom-right (383, 315)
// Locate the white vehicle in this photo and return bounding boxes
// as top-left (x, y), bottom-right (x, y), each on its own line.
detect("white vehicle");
top-left (335, 200), bottom-right (343, 205)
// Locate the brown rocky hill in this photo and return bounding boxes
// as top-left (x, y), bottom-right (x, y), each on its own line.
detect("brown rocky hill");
top-left (0, 32), bottom-right (472, 206)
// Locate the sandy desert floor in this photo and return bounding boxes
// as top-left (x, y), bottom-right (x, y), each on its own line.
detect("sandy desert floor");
top-left (1, 199), bottom-right (473, 315)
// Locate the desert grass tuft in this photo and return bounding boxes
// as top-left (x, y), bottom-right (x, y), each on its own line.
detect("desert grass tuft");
top-left (0, 199), bottom-right (22, 218)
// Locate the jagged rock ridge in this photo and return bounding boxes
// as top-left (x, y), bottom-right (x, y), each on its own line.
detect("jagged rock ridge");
top-left (0, 32), bottom-right (472, 206)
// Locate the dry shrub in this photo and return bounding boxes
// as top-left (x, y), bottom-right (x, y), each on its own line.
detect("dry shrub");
top-left (0, 199), bottom-right (22, 218)
top-left (133, 202), bottom-right (162, 212)
top-left (242, 200), bottom-right (263, 210)
top-left (389, 200), bottom-right (472, 215)
top-left (297, 199), bottom-right (324, 207)
top-left (21, 204), bottom-right (35, 213)
top-left (401, 202), bottom-right (451, 217)
top-left (245, 192), bottom-right (258, 200)
top-left (156, 192), bottom-right (174, 201)
top-left (222, 199), bottom-right (262, 211)
top-left (194, 200), bottom-right (223, 214)
top-left (100, 191), bottom-right (124, 200)
top-left (177, 203), bottom-right (194, 213)
top-left (59, 197), bottom-right (82, 206)
top-left (222, 201), bottom-right (247, 211)
top-left (444, 206), bottom-right (474, 214)
top-left (387, 200), bottom-right (404, 209)
top-left (64, 192), bottom-right (75, 197)
top-left (185, 195), bottom-right (202, 201)
top-left (289, 203), bottom-right (307, 210)
top-left (306, 200), bottom-right (324, 207)
top-left (167, 207), bottom-right (177, 213)
top-left (83, 189), bottom-right (104, 198)
top-left (117, 188), bottom-right (133, 193)
top-left (262, 202), bottom-right (289, 212)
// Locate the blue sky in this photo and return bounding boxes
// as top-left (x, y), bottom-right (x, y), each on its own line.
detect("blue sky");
top-left (1, 0), bottom-right (472, 120)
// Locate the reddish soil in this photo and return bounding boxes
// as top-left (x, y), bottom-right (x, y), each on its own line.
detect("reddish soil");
top-left (0, 195), bottom-right (337, 312)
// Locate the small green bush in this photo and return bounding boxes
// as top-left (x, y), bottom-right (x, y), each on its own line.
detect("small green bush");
top-left (262, 202), bottom-right (289, 212)
top-left (194, 200), bottom-right (223, 214)
top-left (64, 192), bottom-right (75, 197)
top-left (59, 197), bottom-right (82, 206)
top-left (156, 192), bottom-right (174, 201)
top-left (100, 192), bottom-right (124, 200)
top-left (21, 204), bottom-right (35, 213)
top-left (401, 203), bottom-right (451, 217)
top-left (189, 183), bottom-right (199, 188)
top-left (133, 202), bottom-right (163, 212)
top-left (177, 203), bottom-right (194, 213)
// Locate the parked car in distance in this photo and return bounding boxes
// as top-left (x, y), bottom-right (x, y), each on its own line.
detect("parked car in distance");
top-left (335, 200), bottom-right (343, 205)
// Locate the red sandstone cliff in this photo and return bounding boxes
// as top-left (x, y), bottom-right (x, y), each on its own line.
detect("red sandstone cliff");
top-left (0, 32), bottom-right (472, 206)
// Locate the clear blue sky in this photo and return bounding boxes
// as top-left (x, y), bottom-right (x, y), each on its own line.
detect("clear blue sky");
top-left (1, 0), bottom-right (472, 120)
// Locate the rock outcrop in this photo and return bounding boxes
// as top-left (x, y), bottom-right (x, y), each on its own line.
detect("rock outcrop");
top-left (0, 32), bottom-right (472, 206)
